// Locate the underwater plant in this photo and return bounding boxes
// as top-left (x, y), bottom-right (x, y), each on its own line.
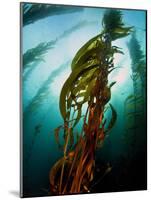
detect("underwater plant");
top-left (23, 3), bottom-right (84, 26)
top-left (58, 20), bottom-right (98, 40)
top-left (23, 41), bottom-right (56, 69)
top-left (124, 31), bottom-right (146, 153)
top-left (124, 31), bottom-right (146, 130)
top-left (49, 9), bottom-right (132, 194)
top-left (24, 61), bottom-right (70, 116)
top-left (23, 20), bottom-right (97, 82)
top-left (127, 31), bottom-right (146, 97)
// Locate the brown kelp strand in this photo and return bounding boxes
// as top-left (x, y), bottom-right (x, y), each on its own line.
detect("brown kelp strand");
top-left (49, 9), bottom-right (132, 195)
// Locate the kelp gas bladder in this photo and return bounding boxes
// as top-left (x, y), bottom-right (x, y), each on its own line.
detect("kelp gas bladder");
top-left (49, 9), bottom-right (132, 195)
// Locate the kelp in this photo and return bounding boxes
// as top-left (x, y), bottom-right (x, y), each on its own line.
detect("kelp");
top-left (23, 41), bottom-right (56, 84)
top-left (23, 3), bottom-right (84, 26)
top-left (125, 31), bottom-right (146, 119)
top-left (124, 31), bottom-right (146, 152)
top-left (23, 61), bottom-right (70, 116)
top-left (127, 31), bottom-right (145, 73)
top-left (49, 9), bottom-right (132, 194)
top-left (23, 61), bottom-right (41, 83)
top-left (102, 9), bottom-right (132, 40)
top-left (59, 20), bottom-right (98, 40)
top-left (23, 41), bottom-right (56, 69)
top-left (127, 31), bottom-right (146, 98)
top-left (23, 20), bottom-right (97, 82)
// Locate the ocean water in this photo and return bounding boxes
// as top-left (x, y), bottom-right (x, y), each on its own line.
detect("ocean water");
top-left (21, 3), bottom-right (147, 197)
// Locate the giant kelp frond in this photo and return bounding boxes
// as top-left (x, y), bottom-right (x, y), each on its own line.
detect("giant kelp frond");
top-left (50, 9), bottom-right (131, 194)
top-left (103, 10), bottom-right (124, 31)
top-left (102, 9), bottom-right (133, 40)
top-left (59, 59), bottom-right (100, 125)
top-left (60, 21), bottom-right (130, 126)
top-left (23, 20), bottom-right (97, 69)
top-left (23, 3), bottom-right (84, 26)
top-left (59, 20), bottom-right (97, 40)
top-left (23, 41), bottom-right (56, 69)
top-left (24, 61), bottom-right (70, 116)
top-left (71, 34), bottom-right (102, 70)
top-left (23, 20), bottom-right (97, 82)
top-left (127, 31), bottom-right (145, 72)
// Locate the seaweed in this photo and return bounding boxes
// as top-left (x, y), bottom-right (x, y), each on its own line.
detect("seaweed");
top-left (49, 9), bottom-right (132, 194)
top-left (124, 31), bottom-right (146, 124)
top-left (58, 20), bottom-right (98, 40)
top-left (23, 20), bottom-right (97, 82)
top-left (23, 3), bottom-right (84, 26)
top-left (123, 31), bottom-right (146, 155)
top-left (23, 19), bottom-right (99, 187)
top-left (23, 41), bottom-right (56, 69)
top-left (127, 31), bottom-right (146, 90)
top-left (23, 61), bottom-right (70, 117)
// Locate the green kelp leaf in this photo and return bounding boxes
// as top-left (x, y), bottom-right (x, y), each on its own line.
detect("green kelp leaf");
top-left (77, 92), bottom-right (86, 98)
top-left (109, 81), bottom-right (116, 88)
top-left (114, 27), bottom-right (133, 34)
top-left (74, 76), bottom-right (96, 107)
top-left (112, 32), bottom-right (131, 40)
top-left (72, 82), bottom-right (86, 98)
top-left (82, 78), bottom-right (96, 103)
top-left (72, 68), bottom-right (97, 97)
top-left (67, 72), bottom-right (97, 128)
top-left (107, 46), bottom-right (124, 58)
top-left (71, 34), bottom-right (102, 70)
top-left (105, 104), bottom-right (117, 134)
top-left (72, 45), bottom-right (103, 71)
top-left (73, 105), bottom-right (82, 127)
top-left (67, 96), bottom-right (72, 110)
top-left (59, 59), bottom-right (99, 120)
top-left (66, 111), bottom-right (70, 121)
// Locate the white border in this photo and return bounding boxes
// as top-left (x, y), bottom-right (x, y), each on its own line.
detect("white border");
top-left (0, 1), bottom-right (150, 199)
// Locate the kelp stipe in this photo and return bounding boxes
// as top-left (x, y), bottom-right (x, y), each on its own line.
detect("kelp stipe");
top-left (124, 31), bottom-right (146, 155)
top-left (49, 9), bottom-right (132, 195)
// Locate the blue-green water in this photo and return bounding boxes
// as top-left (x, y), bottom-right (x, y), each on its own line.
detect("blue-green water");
top-left (22, 3), bottom-right (147, 197)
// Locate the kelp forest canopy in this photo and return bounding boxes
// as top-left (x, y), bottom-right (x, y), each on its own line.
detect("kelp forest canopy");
top-left (49, 9), bottom-right (133, 194)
